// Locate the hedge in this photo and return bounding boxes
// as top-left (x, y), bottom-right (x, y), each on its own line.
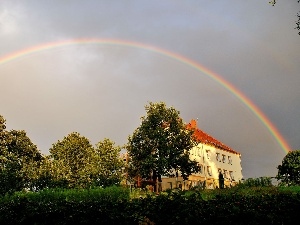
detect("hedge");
top-left (1, 186), bottom-right (300, 224)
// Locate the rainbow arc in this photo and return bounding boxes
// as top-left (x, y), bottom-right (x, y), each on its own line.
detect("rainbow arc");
top-left (0, 38), bottom-right (291, 153)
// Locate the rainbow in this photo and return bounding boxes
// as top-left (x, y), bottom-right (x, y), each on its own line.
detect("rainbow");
top-left (0, 38), bottom-right (291, 153)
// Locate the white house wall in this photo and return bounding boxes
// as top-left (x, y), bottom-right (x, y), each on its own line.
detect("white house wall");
top-left (189, 143), bottom-right (243, 185)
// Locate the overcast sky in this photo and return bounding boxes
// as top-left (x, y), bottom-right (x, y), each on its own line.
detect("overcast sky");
top-left (0, 0), bottom-right (299, 178)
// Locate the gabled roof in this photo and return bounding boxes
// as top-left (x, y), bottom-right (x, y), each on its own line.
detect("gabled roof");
top-left (187, 119), bottom-right (240, 155)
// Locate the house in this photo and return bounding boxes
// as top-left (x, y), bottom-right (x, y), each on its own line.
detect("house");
top-left (122, 119), bottom-right (243, 191)
top-left (161, 119), bottom-right (243, 190)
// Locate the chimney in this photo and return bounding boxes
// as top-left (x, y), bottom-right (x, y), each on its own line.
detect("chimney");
top-left (190, 119), bottom-right (197, 129)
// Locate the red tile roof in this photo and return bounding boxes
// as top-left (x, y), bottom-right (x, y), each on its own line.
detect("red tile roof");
top-left (187, 119), bottom-right (240, 155)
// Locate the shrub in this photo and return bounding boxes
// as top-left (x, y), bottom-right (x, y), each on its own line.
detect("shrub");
top-left (0, 186), bottom-right (130, 225)
top-left (1, 186), bottom-right (300, 224)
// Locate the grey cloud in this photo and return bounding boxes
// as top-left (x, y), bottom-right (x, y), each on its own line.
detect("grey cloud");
top-left (0, 0), bottom-right (299, 178)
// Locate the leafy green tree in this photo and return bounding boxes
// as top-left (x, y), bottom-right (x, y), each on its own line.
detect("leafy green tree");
top-left (0, 150), bottom-right (23, 195)
top-left (277, 150), bottom-right (300, 186)
top-left (0, 115), bottom-right (8, 153)
top-left (6, 130), bottom-right (43, 164)
top-left (127, 102), bottom-right (199, 187)
top-left (27, 155), bottom-right (69, 190)
top-left (0, 115), bottom-right (24, 195)
top-left (0, 115), bottom-right (43, 195)
top-left (49, 132), bottom-right (95, 188)
top-left (90, 138), bottom-right (124, 187)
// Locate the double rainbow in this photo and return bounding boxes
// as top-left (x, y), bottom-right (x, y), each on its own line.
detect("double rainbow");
top-left (0, 38), bottom-right (291, 153)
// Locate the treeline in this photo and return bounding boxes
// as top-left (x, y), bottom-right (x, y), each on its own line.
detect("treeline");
top-left (2, 101), bottom-right (299, 197)
top-left (2, 102), bottom-right (300, 224)
top-left (1, 102), bottom-right (202, 195)
top-left (0, 115), bottom-right (124, 195)
top-left (0, 185), bottom-right (300, 224)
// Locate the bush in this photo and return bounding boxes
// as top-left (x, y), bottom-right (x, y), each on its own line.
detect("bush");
top-left (0, 186), bottom-right (130, 225)
top-left (1, 186), bottom-right (300, 224)
top-left (236, 177), bottom-right (273, 188)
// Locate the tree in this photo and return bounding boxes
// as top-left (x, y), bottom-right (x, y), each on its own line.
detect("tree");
top-left (6, 130), bottom-right (43, 162)
top-left (277, 150), bottom-right (300, 185)
top-left (90, 138), bottom-right (124, 187)
top-left (0, 115), bottom-right (43, 195)
top-left (269, 0), bottom-right (300, 35)
top-left (127, 102), bottom-right (199, 188)
top-left (48, 133), bottom-right (124, 188)
top-left (49, 132), bottom-right (95, 188)
top-left (0, 115), bottom-right (8, 154)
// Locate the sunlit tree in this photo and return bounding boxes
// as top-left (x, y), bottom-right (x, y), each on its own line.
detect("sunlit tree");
top-left (0, 115), bottom-right (43, 195)
top-left (277, 150), bottom-right (300, 186)
top-left (90, 138), bottom-right (124, 187)
top-left (49, 132), bottom-right (95, 188)
top-left (127, 102), bottom-right (199, 189)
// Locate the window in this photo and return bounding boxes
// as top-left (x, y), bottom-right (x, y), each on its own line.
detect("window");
top-left (191, 148), bottom-right (194, 156)
top-left (198, 164), bottom-right (203, 174)
top-left (222, 154), bottom-right (226, 163)
top-left (229, 171), bottom-right (234, 180)
top-left (223, 169), bottom-right (228, 178)
top-left (198, 147), bottom-right (201, 157)
top-left (228, 156), bottom-right (232, 165)
top-left (206, 150), bottom-right (211, 160)
top-left (207, 166), bottom-right (212, 176)
top-left (216, 153), bottom-right (220, 161)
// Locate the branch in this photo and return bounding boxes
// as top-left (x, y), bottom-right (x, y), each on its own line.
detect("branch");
top-left (269, 0), bottom-right (276, 6)
top-left (296, 12), bottom-right (300, 35)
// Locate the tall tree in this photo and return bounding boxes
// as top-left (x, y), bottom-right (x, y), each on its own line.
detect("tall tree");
top-left (90, 138), bottom-right (124, 187)
top-left (0, 115), bottom-right (43, 195)
top-left (0, 115), bottom-right (8, 154)
top-left (277, 150), bottom-right (300, 186)
top-left (49, 132), bottom-right (95, 188)
top-left (127, 102), bottom-right (199, 188)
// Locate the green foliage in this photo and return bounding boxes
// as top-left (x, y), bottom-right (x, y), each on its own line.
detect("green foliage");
top-left (127, 102), bottom-right (199, 181)
top-left (29, 156), bottom-right (70, 190)
top-left (0, 115), bottom-right (44, 195)
top-left (1, 186), bottom-right (300, 224)
top-left (47, 133), bottom-right (124, 189)
top-left (6, 130), bottom-right (42, 162)
top-left (278, 185), bottom-right (300, 193)
top-left (1, 115), bottom-right (125, 192)
top-left (0, 115), bottom-right (6, 132)
top-left (0, 186), bottom-right (130, 225)
top-left (90, 138), bottom-right (124, 187)
top-left (48, 132), bottom-right (95, 188)
top-left (277, 150), bottom-right (300, 186)
top-left (236, 177), bottom-right (273, 188)
top-left (0, 152), bottom-right (23, 195)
